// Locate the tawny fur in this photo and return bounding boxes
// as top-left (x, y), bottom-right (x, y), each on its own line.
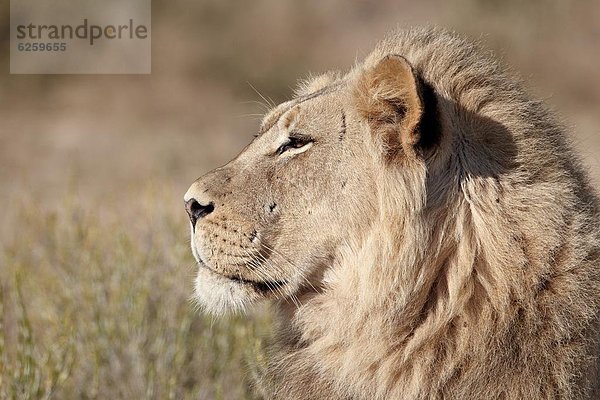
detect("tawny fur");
top-left (186, 28), bottom-right (600, 399)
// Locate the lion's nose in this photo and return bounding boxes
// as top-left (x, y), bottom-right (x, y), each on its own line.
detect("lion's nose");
top-left (185, 198), bottom-right (214, 228)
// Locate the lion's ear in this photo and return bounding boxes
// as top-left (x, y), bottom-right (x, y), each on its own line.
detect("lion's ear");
top-left (353, 55), bottom-right (435, 159)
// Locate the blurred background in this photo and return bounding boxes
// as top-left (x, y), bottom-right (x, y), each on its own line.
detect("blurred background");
top-left (1, 0), bottom-right (599, 398)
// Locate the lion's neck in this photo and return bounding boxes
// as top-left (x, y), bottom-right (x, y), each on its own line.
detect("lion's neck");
top-left (269, 189), bottom-right (538, 398)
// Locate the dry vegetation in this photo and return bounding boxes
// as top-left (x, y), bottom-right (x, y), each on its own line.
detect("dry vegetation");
top-left (1, 0), bottom-right (599, 398)
top-left (0, 190), bottom-right (270, 399)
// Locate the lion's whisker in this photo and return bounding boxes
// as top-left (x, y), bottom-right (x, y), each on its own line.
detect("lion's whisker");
top-left (250, 249), bottom-right (297, 308)
top-left (260, 242), bottom-right (321, 295)
top-left (242, 248), bottom-right (299, 309)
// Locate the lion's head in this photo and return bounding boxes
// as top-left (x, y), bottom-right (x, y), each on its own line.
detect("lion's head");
top-left (185, 54), bottom-right (442, 315)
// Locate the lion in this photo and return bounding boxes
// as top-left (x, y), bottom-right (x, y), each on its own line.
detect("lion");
top-left (184, 28), bottom-right (600, 399)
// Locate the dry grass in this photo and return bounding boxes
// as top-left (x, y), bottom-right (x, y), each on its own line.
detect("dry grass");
top-left (0, 189), bottom-right (269, 399)
top-left (0, 0), bottom-right (599, 398)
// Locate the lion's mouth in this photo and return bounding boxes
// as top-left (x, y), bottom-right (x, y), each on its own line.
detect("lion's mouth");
top-left (197, 256), bottom-right (287, 293)
top-left (227, 274), bottom-right (288, 293)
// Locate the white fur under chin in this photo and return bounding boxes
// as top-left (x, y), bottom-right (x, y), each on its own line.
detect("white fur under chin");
top-left (192, 264), bottom-right (261, 316)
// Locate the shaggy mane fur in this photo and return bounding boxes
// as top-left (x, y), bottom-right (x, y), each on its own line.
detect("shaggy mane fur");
top-left (256, 28), bottom-right (600, 399)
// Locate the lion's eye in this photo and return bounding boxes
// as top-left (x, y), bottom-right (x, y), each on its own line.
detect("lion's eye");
top-left (276, 136), bottom-right (313, 155)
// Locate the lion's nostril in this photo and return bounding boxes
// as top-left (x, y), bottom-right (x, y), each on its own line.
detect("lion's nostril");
top-left (185, 198), bottom-right (215, 228)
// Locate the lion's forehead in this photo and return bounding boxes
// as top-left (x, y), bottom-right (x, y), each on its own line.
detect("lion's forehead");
top-left (259, 83), bottom-right (347, 136)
